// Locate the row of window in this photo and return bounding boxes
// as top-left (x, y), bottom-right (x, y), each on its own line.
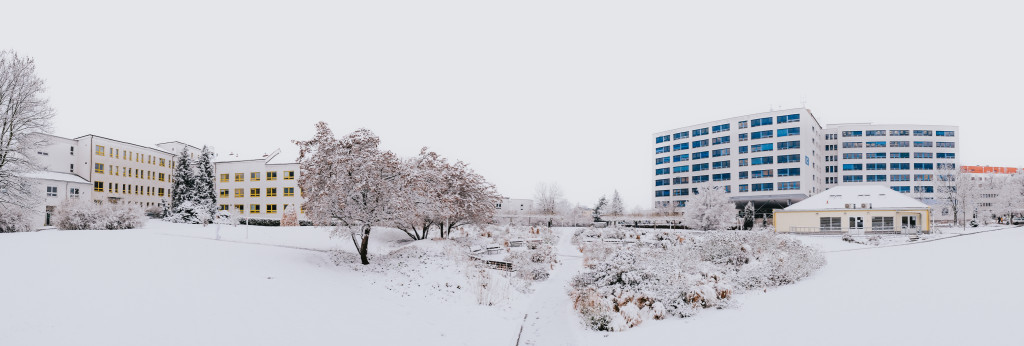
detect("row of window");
top-left (94, 145), bottom-right (169, 167)
top-left (45, 187), bottom-right (81, 198)
top-left (840, 174), bottom-right (935, 182)
top-left (841, 130), bottom-right (955, 137)
top-left (656, 114), bottom-right (801, 144)
top-left (219, 187), bottom-right (298, 198)
top-left (218, 204), bottom-right (305, 214)
top-left (840, 163), bottom-right (955, 171)
top-left (94, 164), bottom-right (166, 181)
top-left (840, 152), bottom-right (956, 159)
top-left (219, 171), bottom-right (296, 182)
top-left (842, 141), bottom-right (954, 148)
top-left (93, 182), bottom-right (166, 196)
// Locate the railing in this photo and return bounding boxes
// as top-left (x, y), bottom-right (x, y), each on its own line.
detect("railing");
top-left (783, 226), bottom-right (844, 234)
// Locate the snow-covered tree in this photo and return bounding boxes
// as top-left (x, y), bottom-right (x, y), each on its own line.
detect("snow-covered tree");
top-left (434, 160), bottom-right (501, 238)
top-left (593, 195), bottom-right (607, 221)
top-left (0, 50), bottom-right (55, 218)
top-left (167, 147), bottom-right (202, 223)
top-left (295, 123), bottom-right (407, 265)
top-left (608, 190), bottom-right (625, 216)
top-left (933, 165), bottom-right (979, 226)
top-left (534, 182), bottom-right (565, 215)
top-left (681, 184), bottom-right (737, 231)
top-left (194, 146), bottom-right (217, 223)
top-left (0, 205), bottom-right (32, 233)
top-left (991, 175), bottom-right (1024, 223)
top-left (280, 204), bottom-right (299, 227)
top-left (742, 202), bottom-right (755, 230)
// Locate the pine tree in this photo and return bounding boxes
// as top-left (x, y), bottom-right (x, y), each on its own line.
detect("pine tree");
top-left (609, 190), bottom-right (625, 216)
top-left (194, 146), bottom-right (218, 222)
top-left (168, 147), bottom-right (200, 223)
top-left (593, 195), bottom-right (607, 221)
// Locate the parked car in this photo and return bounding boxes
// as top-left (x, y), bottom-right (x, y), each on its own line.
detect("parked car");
top-left (1012, 217), bottom-right (1024, 225)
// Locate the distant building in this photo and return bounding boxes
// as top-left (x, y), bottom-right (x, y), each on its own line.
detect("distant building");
top-left (213, 150), bottom-right (305, 220)
top-left (962, 166), bottom-right (1021, 174)
top-left (773, 185), bottom-right (932, 234)
top-left (496, 198), bottom-right (533, 213)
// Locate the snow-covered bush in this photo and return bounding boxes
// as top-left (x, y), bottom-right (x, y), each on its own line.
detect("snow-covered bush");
top-left (54, 199), bottom-right (146, 230)
top-left (465, 263), bottom-right (511, 306)
top-left (280, 204), bottom-right (299, 227)
top-left (144, 205), bottom-right (165, 218)
top-left (570, 231), bottom-right (825, 331)
top-left (0, 205), bottom-right (33, 233)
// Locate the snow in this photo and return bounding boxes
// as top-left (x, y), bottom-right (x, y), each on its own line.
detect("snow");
top-left (783, 185), bottom-right (929, 211)
top-left (21, 170), bottom-right (89, 184)
top-left (4, 221), bottom-right (1023, 345)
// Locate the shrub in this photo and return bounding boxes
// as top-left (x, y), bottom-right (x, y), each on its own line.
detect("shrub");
top-left (0, 205), bottom-right (33, 233)
top-left (54, 199), bottom-right (146, 230)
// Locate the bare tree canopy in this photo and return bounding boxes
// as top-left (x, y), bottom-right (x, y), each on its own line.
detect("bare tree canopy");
top-left (0, 50), bottom-right (56, 211)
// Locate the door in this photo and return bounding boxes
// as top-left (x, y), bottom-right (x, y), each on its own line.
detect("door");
top-left (45, 206), bottom-right (55, 226)
top-left (902, 215), bottom-right (918, 233)
top-left (849, 216), bottom-right (864, 234)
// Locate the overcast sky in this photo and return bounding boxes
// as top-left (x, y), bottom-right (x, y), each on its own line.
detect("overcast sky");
top-left (5, 0), bottom-right (1022, 210)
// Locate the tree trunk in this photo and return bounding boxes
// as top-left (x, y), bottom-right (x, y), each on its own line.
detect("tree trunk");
top-left (359, 226), bottom-right (371, 265)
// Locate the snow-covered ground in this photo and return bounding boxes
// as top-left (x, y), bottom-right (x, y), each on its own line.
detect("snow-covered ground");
top-left (3, 221), bottom-right (1022, 345)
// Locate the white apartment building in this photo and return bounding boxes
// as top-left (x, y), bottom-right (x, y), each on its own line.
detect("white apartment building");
top-left (652, 109), bottom-right (960, 216)
top-left (213, 151), bottom-right (305, 220)
top-left (652, 108), bottom-right (825, 212)
top-left (496, 198), bottom-right (533, 213)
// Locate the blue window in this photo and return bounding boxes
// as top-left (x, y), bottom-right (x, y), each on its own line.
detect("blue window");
top-left (842, 142), bottom-right (863, 148)
top-left (936, 130), bottom-right (955, 137)
top-left (675, 200), bottom-right (686, 207)
top-left (936, 142), bottom-right (955, 148)
top-left (777, 168), bottom-right (800, 177)
top-left (777, 154), bottom-right (800, 163)
top-left (751, 183), bottom-right (773, 191)
top-left (673, 154), bottom-right (689, 162)
top-left (891, 186), bottom-right (910, 193)
top-left (656, 168), bottom-right (670, 175)
top-left (655, 146), bottom-right (670, 154)
top-left (866, 175), bottom-right (886, 182)
top-left (937, 163), bottom-right (956, 170)
top-left (673, 132), bottom-right (689, 140)
top-left (750, 117), bottom-right (773, 127)
top-left (738, 133), bottom-right (748, 141)
top-left (655, 157), bottom-right (671, 165)
top-left (712, 173), bottom-right (731, 181)
top-left (673, 189), bottom-right (688, 196)
top-left (712, 160), bottom-right (730, 169)
top-left (739, 184), bottom-right (749, 192)
top-left (914, 186), bottom-right (934, 193)
top-left (914, 163), bottom-right (934, 170)
top-left (655, 135), bottom-right (670, 143)
top-left (890, 152), bottom-right (909, 158)
top-left (777, 181), bottom-right (800, 190)
top-left (712, 124), bottom-right (730, 133)
top-left (890, 141), bottom-right (909, 147)
top-left (655, 179), bottom-right (670, 186)
top-left (692, 128), bottom-right (709, 137)
top-left (750, 130), bottom-right (773, 140)
top-left (843, 175), bottom-right (864, 182)
top-left (777, 141), bottom-right (800, 150)
top-left (691, 163), bottom-right (708, 172)
top-left (937, 153), bottom-right (955, 159)
top-left (914, 174), bottom-right (933, 181)
top-left (739, 171), bottom-right (748, 179)
top-left (692, 139), bottom-right (709, 148)
top-left (777, 127), bottom-right (800, 137)
top-left (890, 130), bottom-right (909, 136)
top-left (866, 130), bottom-right (886, 136)
top-left (692, 151), bottom-right (710, 160)
top-left (738, 146), bottom-right (749, 154)
top-left (751, 143), bottom-right (773, 152)
top-left (842, 131), bottom-right (863, 137)
top-left (913, 130), bottom-right (933, 136)
top-left (890, 174), bottom-right (910, 182)
top-left (655, 190), bottom-right (670, 197)
top-left (751, 170), bottom-right (772, 178)
top-left (865, 141), bottom-right (886, 148)
top-left (913, 141), bottom-right (933, 147)
top-left (890, 163), bottom-right (910, 170)
top-left (673, 165), bottom-right (690, 173)
top-left (776, 114), bottom-right (800, 123)
top-left (672, 177), bottom-right (688, 184)
top-left (866, 163), bottom-right (886, 170)
top-left (914, 152), bottom-right (933, 159)
top-left (692, 175), bottom-right (709, 183)
top-left (712, 136), bottom-right (730, 145)
top-left (843, 164), bottom-right (863, 171)
top-left (751, 156), bottom-right (773, 165)
top-left (843, 153), bottom-right (863, 159)
top-left (866, 152), bottom-right (886, 159)
top-left (673, 143), bottom-right (689, 151)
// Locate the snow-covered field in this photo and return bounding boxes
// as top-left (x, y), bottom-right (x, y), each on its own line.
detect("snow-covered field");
top-left (2, 221), bottom-right (1022, 345)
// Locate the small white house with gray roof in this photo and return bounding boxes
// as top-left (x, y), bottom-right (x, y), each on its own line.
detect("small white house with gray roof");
top-left (773, 185), bottom-right (932, 234)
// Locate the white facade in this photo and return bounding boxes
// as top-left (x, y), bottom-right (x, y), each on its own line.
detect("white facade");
top-left (496, 198), bottom-right (533, 213)
top-left (652, 108), bottom-right (825, 210)
top-left (214, 155), bottom-right (305, 220)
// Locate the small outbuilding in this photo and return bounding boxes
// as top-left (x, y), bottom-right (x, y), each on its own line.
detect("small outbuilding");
top-left (774, 185), bottom-right (931, 234)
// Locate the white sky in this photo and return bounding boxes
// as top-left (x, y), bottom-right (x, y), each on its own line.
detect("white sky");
top-left (4, 0), bottom-right (1023, 210)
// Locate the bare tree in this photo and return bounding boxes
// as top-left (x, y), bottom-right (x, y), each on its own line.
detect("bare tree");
top-left (533, 182), bottom-right (564, 215)
top-left (0, 50), bottom-right (56, 212)
top-left (933, 165), bottom-right (979, 226)
top-left (294, 123), bottom-right (407, 265)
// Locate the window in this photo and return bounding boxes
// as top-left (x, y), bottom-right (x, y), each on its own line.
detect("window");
top-left (890, 152), bottom-right (909, 158)
top-left (890, 174), bottom-right (910, 182)
top-left (872, 217), bottom-right (894, 231)
top-left (655, 157), bottom-right (672, 165)
top-left (712, 173), bottom-right (731, 181)
top-left (673, 132), bottom-right (689, 140)
top-left (95, 163), bottom-right (104, 174)
top-left (777, 114), bottom-right (800, 123)
top-left (842, 131), bottom-right (863, 137)
top-left (250, 188), bottom-right (261, 197)
top-left (712, 136), bottom-right (730, 145)
top-left (777, 127), bottom-right (800, 137)
top-left (914, 152), bottom-right (933, 159)
top-left (692, 151), bottom-right (709, 160)
top-left (825, 144), bottom-right (837, 151)
top-left (266, 204), bottom-right (278, 214)
top-left (866, 152), bottom-right (886, 159)
top-left (656, 168), bottom-right (670, 175)
top-left (913, 141), bottom-right (933, 147)
top-left (750, 143), bottom-right (773, 153)
top-left (656, 146), bottom-right (670, 154)
top-left (692, 175), bottom-right (709, 183)
top-left (739, 171), bottom-right (748, 179)
top-left (250, 204), bottom-right (261, 213)
top-left (778, 181), bottom-right (800, 190)
top-left (825, 177), bottom-right (837, 184)
top-left (267, 188), bottom-right (278, 197)
top-left (160, 158), bottom-right (166, 167)
top-left (890, 141), bottom-right (909, 147)
top-left (672, 177), bottom-right (688, 184)
top-left (914, 174), bottom-right (933, 181)
top-left (866, 163), bottom-right (886, 170)
top-left (751, 183), bottom-right (773, 191)
top-left (825, 133), bottom-right (837, 140)
top-left (95, 145), bottom-right (105, 156)
top-left (777, 154), bottom-right (800, 163)
top-left (46, 186), bottom-right (57, 197)
top-left (251, 172), bottom-right (262, 181)
top-left (777, 141), bottom-right (800, 150)
top-left (777, 168), bottom-right (800, 177)
top-left (69, 188), bottom-right (80, 198)
top-left (843, 175), bottom-right (863, 182)
top-left (692, 128), bottom-right (709, 136)
top-left (866, 175), bottom-right (886, 182)
top-left (738, 146), bottom-right (748, 154)
top-left (843, 164), bottom-right (863, 171)
top-left (234, 188), bottom-right (243, 198)
top-left (673, 154), bottom-right (689, 162)
top-left (220, 189), bottom-right (229, 198)
top-left (219, 205), bottom-right (229, 211)
top-left (914, 186), bottom-right (934, 193)
top-left (825, 155), bottom-right (837, 162)
top-left (937, 153), bottom-right (955, 159)
top-left (890, 163), bottom-right (910, 170)
top-left (913, 130), bottom-right (933, 136)
top-left (936, 142), bottom-right (955, 148)
top-left (738, 158), bottom-right (748, 166)
top-left (158, 188), bottom-right (165, 197)
top-left (672, 143), bottom-right (688, 151)
top-left (692, 139), bottom-right (709, 148)
top-left (712, 160), bottom-right (730, 169)
top-left (825, 166), bottom-right (837, 173)
top-left (889, 130), bottom-right (909, 136)
top-left (891, 186), bottom-right (910, 193)
top-left (94, 181), bottom-right (104, 192)
top-left (673, 189), bottom-right (688, 196)
top-left (691, 163), bottom-right (708, 172)
top-left (712, 148), bottom-right (730, 157)
top-left (235, 173), bottom-right (244, 182)
top-left (820, 217), bottom-right (841, 231)
top-left (712, 124), bottom-right (730, 133)
top-left (70, 163), bottom-right (74, 173)
top-left (751, 156), bottom-right (773, 165)
top-left (936, 130), bottom-right (955, 137)
top-left (914, 163), bottom-right (934, 170)
top-left (738, 133), bottom-right (748, 141)
top-left (937, 163), bottom-right (956, 170)
top-left (750, 130), bottom-right (773, 140)
top-left (842, 142), bottom-right (863, 148)
top-left (865, 141), bottom-right (886, 148)
top-left (655, 179), bottom-right (670, 186)
top-left (284, 171), bottom-right (296, 180)
top-left (220, 174), bottom-right (229, 182)
top-left (655, 135), bottom-right (670, 143)
top-left (750, 117), bottom-right (772, 127)
top-left (739, 184), bottom-right (749, 192)
top-left (865, 130), bottom-right (886, 136)
top-left (655, 190), bottom-right (670, 197)
top-left (751, 169), bottom-right (772, 178)
top-left (738, 121), bottom-right (748, 129)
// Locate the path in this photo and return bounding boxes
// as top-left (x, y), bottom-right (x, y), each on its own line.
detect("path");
top-left (516, 227), bottom-right (585, 346)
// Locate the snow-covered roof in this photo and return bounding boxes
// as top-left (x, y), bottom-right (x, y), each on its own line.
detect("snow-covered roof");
top-left (782, 185), bottom-right (929, 211)
top-left (22, 171), bottom-right (90, 184)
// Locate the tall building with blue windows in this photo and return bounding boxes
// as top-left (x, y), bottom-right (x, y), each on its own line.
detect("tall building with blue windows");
top-left (651, 109), bottom-right (960, 218)
top-left (652, 108), bottom-right (826, 214)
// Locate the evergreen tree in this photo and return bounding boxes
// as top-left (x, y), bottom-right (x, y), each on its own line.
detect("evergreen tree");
top-left (194, 146), bottom-right (218, 222)
top-left (609, 190), bottom-right (625, 216)
top-left (593, 195), bottom-right (608, 221)
top-left (168, 147), bottom-right (200, 223)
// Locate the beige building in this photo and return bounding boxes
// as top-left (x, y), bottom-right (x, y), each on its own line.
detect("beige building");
top-left (774, 185), bottom-right (931, 234)
top-left (214, 150), bottom-right (305, 220)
